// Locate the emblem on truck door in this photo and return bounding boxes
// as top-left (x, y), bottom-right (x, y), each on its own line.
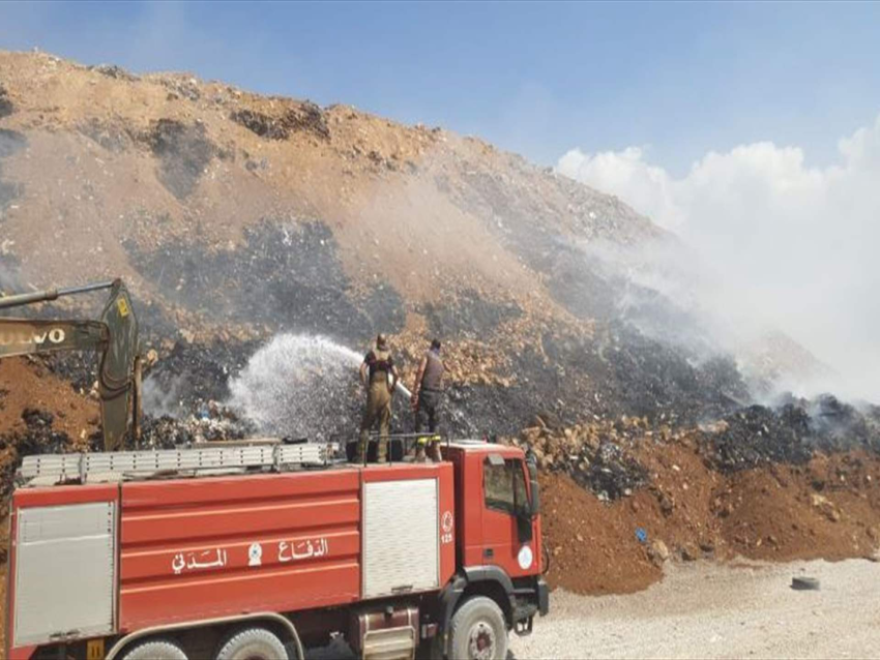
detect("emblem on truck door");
top-left (248, 542), bottom-right (263, 566)
top-left (441, 510), bottom-right (454, 544)
top-left (517, 545), bottom-right (534, 570)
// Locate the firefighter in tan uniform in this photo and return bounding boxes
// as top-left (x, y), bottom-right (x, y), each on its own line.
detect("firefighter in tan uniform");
top-left (357, 334), bottom-right (399, 463)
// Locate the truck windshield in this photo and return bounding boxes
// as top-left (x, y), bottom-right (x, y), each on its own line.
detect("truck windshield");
top-left (483, 458), bottom-right (529, 516)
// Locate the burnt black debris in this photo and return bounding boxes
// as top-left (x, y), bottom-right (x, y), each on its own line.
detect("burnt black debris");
top-left (231, 109), bottom-right (291, 140)
top-left (0, 128), bottom-right (26, 159)
top-left (145, 119), bottom-right (215, 199)
top-left (144, 339), bottom-right (258, 414)
top-left (89, 64), bottom-right (139, 82)
top-left (568, 440), bottom-right (648, 501)
top-left (0, 83), bottom-right (13, 118)
top-left (231, 102), bottom-right (330, 142)
top-left (0, 408), bottom-right (72, 471)
top-left (514, 417), bottom-right (650, 501)
top-left (125, 219), bottom-right (406, 344)
top-left (161, 77), bottom-right (201, 102)
top-left (137, 415), bottom-right (194, 449)
top-left (0, 252), bottom-right (21, 290)
top-left (137, 406), bottom-right (256, 450)
top-left (702, 397), bottom-right (880, 473)
top-left (422, 291), bottom-right (522, 340)
top-left (705, 404), bottom-right (813, 472)
top-left (78, 119), bottom-right (133, 153)
top-left (0, 129), bottom-right (26, 216)
top-left (283, 102), bottom-right (331, 141)
top-left (232, 109), bottom-right (285, 140)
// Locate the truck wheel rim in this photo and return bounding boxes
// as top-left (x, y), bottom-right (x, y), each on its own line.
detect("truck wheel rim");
top-left (467, 622), bottom-right (496, 660)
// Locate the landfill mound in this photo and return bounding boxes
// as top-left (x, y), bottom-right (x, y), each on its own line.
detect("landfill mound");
top-left (0, 49), bottom-right (832, 444)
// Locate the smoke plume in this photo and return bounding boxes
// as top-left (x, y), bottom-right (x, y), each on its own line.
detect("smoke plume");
top-left (558, 113), bottom-right (880, 401)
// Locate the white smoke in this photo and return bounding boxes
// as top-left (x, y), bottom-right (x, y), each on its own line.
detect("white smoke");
top-left (558, 113), bottom-right (880, 401)
top-left (141, 373), bottom-right (188, 418)
top-left (228, 333), bottom-right (365, 440)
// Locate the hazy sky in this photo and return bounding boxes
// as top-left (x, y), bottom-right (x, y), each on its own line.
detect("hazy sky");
top-left (1, 1), bottom-right (880, 174)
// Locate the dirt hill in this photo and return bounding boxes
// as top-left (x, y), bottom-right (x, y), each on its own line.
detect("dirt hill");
top-left (1, 49), bottom-right (771, 440)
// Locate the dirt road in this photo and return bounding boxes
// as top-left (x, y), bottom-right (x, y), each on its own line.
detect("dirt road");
top-left (511, 559), bottom-right (880, 659)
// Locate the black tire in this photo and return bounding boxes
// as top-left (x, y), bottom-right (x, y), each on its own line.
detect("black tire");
top-left (215, 627), bottom-right (288, 660)
top-left (448, 596), bottom-right (508, 660)
top-left (791, 576), bottom-right (821, 591)
top-left (121, 638), bottom-right (188, 660)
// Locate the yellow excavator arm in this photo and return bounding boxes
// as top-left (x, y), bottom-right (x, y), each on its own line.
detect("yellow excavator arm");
top-left (0, 280), bottom-right (141, 451)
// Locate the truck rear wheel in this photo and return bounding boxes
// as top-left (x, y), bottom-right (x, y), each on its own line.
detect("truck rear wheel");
top-left (448, 596), bottom-right (508, 660)
top-left (121, 638), bottom-right (188, 660)
top-left (215, 626), bottom-right (288, 660)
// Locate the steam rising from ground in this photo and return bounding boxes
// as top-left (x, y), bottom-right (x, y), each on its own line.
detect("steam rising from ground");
top-left (558, 113), bottom-right (880, 401)
top-left (228, 334), bottom-right (364, 441)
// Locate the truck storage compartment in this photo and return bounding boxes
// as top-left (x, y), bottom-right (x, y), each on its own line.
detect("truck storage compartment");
top-left (13, 501), bottom-right (117, 646)
top-left (362, 478), bottom-right (439, 598)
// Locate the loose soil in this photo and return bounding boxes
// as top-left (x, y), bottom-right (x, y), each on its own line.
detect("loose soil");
top-left (542, 438), bottom-right (880, 596)
top-left (0, 357), bottom-right (98, 438)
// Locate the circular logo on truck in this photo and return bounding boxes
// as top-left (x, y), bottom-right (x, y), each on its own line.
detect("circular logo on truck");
top-left (518, 545), bottom-right (534, 570)
top-left (441, 511), bottom-right (454, 544)
top-left (442, 511), bottom-right (454, 533)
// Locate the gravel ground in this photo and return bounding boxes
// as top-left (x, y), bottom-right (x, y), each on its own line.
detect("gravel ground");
top-left (511, 559), bottom-right (880, 659)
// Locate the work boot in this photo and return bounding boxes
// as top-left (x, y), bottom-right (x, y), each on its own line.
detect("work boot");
top-left (428, 440), bottom-right (442, 463)
top-left (356, 431), bottom-right (369, 464)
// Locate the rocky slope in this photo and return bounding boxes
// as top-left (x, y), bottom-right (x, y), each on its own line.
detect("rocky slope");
top-left (0, 49), bottom-right (764, 440)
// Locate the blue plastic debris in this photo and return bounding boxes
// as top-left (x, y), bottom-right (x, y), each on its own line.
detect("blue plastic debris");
top-left (635, 527), bottom-right (648, 544)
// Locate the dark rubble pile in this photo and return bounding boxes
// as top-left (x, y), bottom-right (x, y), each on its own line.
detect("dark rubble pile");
top-left (701, 396), bottom-right (880, 473)
top-left (142, 338), bottom-right (259, 415)
top-left (513, 416), bottom-right (650, 501)
top-left (230, 102), bottom-right (330, 142)
top-left (0, 83), bottom-right (13, 118)
top-left (701, 405), bottom-right (812, 472)
top-left (808, 394), bottom-right (880, 453)
top-left (137, 404), bottom-right (257, 450)
top-left (7, 408), bottom-right (72, 457)
top-left (0, 408), bottom-right (73, 519)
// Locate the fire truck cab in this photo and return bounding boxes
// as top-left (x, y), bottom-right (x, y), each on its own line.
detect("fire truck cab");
top-left (6, 440), bottom-right (548, 660)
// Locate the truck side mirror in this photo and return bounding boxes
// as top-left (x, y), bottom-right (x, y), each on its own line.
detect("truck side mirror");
top-left (525, 448), bottom-right (540, 517)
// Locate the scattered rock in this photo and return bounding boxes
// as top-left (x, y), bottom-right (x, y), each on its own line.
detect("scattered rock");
top-left (89, 64), bottom-right (138, 81)
top-left (650, 539), bottom-right (670, 563)
top-left (680, 544), bottom-right (698, 562)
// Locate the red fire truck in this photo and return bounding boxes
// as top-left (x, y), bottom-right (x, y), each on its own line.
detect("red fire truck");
top-left (5, 440), bottom-right (548, 660)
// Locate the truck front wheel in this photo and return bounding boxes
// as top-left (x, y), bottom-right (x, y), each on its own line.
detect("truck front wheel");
top-left (215, 626), bottom-right (288, 660)
top-left (448, 596), bottom-right (508, 660)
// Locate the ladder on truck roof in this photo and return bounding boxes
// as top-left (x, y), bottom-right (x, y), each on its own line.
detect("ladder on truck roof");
top-left (18, 440), bottom-right (332, 487)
